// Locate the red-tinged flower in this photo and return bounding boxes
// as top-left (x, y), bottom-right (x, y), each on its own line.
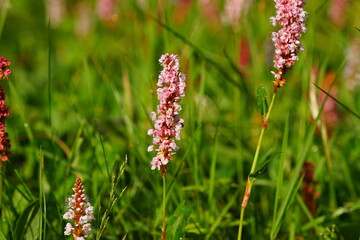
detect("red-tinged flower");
top-left (0, 56), bottom-right (11, 163)
top-left (270, 0), bottom-right (307, 91)
top-left (199, 0), bottom-right (220, 25)
top-left (147, 54), bottom-right (186, 176)
top-left (301, 162), bottom-right (319, 215)
top-left (0, 56), bottom-right (11, 80)
top-left (97, 0), bottom-right (118, 22)
top-left (63, 178), bottom-right (95, 239)
top-left (328, 0), bottom-right (348, 28)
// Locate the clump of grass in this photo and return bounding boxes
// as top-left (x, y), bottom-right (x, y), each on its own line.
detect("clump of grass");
top-left (95, 156), bottom-right (127, 240)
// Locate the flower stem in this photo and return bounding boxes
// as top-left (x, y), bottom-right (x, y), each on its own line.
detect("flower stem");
top-left (161, 175), bottom-right (166, 240)
top-left (237, 92), bottom-right (277, 240)
top-left (0, 165), bottom-right (3, 232)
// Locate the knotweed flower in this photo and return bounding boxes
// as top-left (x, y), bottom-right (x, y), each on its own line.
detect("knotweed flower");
top-left (301, 162), bottom-right (319, 215)
top-left (270, 0), bottom-right (307, 91)
top-left (63, 178), bottom-right (94, 239)
top-left (223, 0), bottom-right (250, 29)
top-left (147, 54), bottom-right (186, 176)
top-left (97, 0), bottom-right (117, 21)
top-left (0, 56), bottom-right (11, 163)
top-left (328, 0), bottom-right (348, 28)
top-left (45, 0), bottom-right (66, 26)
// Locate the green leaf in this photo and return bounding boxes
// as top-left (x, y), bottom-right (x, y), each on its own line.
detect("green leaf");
top-left (166, 201), bottom-right (193, 240)
top-left (249, 152), bottom-right (281, 179)
top-left (14, 200), bottom-right (40, 240)
top-left (257, 85), bottom-right (268, 117)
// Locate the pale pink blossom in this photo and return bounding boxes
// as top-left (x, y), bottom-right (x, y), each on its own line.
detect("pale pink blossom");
top-left (45, 0), bottom-right (66, 26)
top-left (328, 0), bottom-right (348, 28)
top-left (223, 0), bottom-right (251, 28)
top-left (97, 0), bottom-right (117, 21)
top-left (148, 54), bottom-right (186, 176)
top-left (74, 3), bottom-right (92, 37)
top-left (344, 38), bottom-right (360, 90)
top-left (270, 0), bottom-right (307, 91)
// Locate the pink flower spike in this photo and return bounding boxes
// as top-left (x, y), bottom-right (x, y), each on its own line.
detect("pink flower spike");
top-left (148, 54), bottom-right (186, 176)
top-left (270, 0), bottom-right (307, 91)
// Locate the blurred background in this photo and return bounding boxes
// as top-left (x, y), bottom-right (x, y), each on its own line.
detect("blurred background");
top-left (1, 0), bottom-right (360, 239)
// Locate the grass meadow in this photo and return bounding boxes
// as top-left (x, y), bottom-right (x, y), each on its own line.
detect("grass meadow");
top-left (1, 0), bottom-right (360, 239)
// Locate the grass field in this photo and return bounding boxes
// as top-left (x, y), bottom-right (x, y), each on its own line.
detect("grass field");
top-left (1, 0), bottom-right (360, 239)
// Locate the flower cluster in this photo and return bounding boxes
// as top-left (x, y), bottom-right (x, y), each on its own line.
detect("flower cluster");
top-left (301, 162), bottom-right (319, 215)
top-left (63, 178), bottom-right (95, 239)
top-left (147, 53), bottom-right (186, 176)
top-left (223, 0), bottom-right (249, 29)
top-left (0, 56), bottom-right (11, 163)
top-left (0, 57), bottom-right (11, 79)
top-left (270, 0), bottom-right (307, 91)
top-left (97, 0), bottom-right (117, 21)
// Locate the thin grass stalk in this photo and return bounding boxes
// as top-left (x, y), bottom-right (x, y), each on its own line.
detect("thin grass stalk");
top-left (0, 165), bottom-right (3, 232)
top-left (161, 175), bottom-right (166, 240)
top-left (95, 157), bottom-right (127, 240)
top-left (238, 92), bottom-right (277, 240)
top-left (39, 147), bottom-right (45, 240)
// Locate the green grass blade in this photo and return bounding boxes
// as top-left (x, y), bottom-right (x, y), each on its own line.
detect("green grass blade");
top-left (166, 201), bottom-right (193, 240)
top-left (14, 200), bottom-right (40, 240)
top-left (270, 96), bottom-right (327, 239)
top-left (313, 83), bottom-right (360, 119)
top-left (38, 147), bottom-right (45, 240)
top-left (206, 189), bottom-right (241, 239)
top-left (207, 126), bottom-right (219, 215)
top-left (272, 113), bottom-right (289, 226)
top-left (0, 0), bottom-right (10, 40)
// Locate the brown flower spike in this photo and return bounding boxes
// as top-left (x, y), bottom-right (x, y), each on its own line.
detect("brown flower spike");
top-left (63, 177), bottom-right (94, 239)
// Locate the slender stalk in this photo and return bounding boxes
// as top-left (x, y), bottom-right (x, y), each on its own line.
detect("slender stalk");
top-left (161, 175), bottom-right (166, 240)
top-left (0, 165), bottom-right (3, 232)
top-left (237, 92), bottom-right (277, 240)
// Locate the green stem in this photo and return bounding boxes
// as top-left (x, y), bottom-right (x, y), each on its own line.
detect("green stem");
top-left (0, 165), bottom-right (3, 232)
top-left (238, 206), bottom-right (245, 240)
top-left (237, 92), bottom-right (277, 240)
top-left (161, 175), bottom-right (166, 239)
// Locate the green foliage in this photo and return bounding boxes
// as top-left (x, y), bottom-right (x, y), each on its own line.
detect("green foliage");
top-left (166, 201), bottom-right (193, 240)
top-left (249, 152), bottom-right (280, 179)
top-left (256, 85), bottom-right (269, 117)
